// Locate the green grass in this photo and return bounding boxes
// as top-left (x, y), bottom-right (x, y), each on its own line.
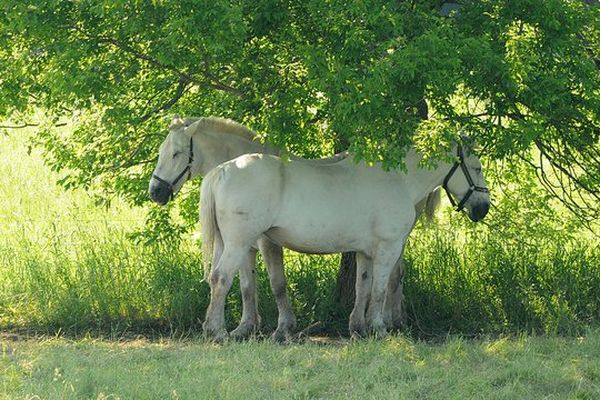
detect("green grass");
top-left (1, 127), bottom-right (599, 338)
top-left (1, 332), bottom-right (599, 399)
top-left (403, 230), bottom-right (600, 336)
top-left (2, 124), bottom-right (600, 399)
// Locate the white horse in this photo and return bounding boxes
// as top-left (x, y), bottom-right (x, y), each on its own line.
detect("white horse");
top-left (200, 144), bottom-right (490, 339)
top-left (149, 116), bottom-right (440, 340)
top-left (149, 116), bottom-right (347, 340)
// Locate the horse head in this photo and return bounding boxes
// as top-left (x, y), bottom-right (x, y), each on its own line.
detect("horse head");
top-left (148, 115), bottom-right (200, 205)
top-left (442, 141), bottom-right (490, 222)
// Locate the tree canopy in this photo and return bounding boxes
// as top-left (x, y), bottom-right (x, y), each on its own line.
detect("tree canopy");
top-left (1, 0), bottom-right (598, 227)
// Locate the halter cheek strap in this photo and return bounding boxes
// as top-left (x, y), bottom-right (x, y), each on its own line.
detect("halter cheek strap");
top-left (152, 137), bottom-right (194, 200)
top-left (442, 144), bottom-right (489, 212)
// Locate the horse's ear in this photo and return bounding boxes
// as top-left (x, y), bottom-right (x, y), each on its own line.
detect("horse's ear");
top-left (459, 133), bottom-right (480, 156)
top-left (183, 117), bottom-right (203, 137)
top-left (459, 132), bottom-right (474, 149)
top-left (169, 115), bottom-right (185, 130)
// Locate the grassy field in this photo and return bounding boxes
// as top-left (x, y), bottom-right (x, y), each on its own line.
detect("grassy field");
top-left (1, 127), bottom-right (599, 338)
top-left (1, 125), bottom-right (600, 398)
top-left (1, 332), bottom-right (599, 399)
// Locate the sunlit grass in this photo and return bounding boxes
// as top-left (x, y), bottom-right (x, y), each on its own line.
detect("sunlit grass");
top-left (1, 332), bottom-right (599, 399)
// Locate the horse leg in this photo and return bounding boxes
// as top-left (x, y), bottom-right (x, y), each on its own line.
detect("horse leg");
top-left (349, 252), bottom-right (372, 338)
top-left (258, 237), bottom-right (296, 342)
top-left (390, 257), bottom-right (407, 329)
top-left (385, 211), bottom-right (419, 330)
top-left (203, 246), bottom-right (253, 342)
top-left (367, 240), bottom-right (406, 338)
top-left (384, 257), bottom-right (407, 330)
top-left (230, 248), bottom-right (261, 340)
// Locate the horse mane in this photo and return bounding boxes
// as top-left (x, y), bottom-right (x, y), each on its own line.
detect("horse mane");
top-left (187, 117), bottom-right (257, 141)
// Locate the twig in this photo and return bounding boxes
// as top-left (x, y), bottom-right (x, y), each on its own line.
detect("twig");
top-left (293, 321), bottom-right (322, 341)
top-left (0, 122), bottom-right (68, 129)
top-left (139, 78), bottom-right (192, 122)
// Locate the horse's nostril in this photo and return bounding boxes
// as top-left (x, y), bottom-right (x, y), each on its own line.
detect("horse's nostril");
top-left (150, 183), bottom-right (174, 206)
top-left (472, 202), bottom-right (490, 221)
top-left (149, 184), bottom-right (170, 205)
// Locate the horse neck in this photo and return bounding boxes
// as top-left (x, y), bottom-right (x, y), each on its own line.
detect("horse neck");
top-left (403, 149), bottom-right (452, 205)
top-left (192, 130), bottom-right (279, 175)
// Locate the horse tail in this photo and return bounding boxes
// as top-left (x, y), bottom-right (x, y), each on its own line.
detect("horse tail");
top-left (200, 168), bottom-right (221, 281)
top-left (424, 187), bottom-right (441, 225)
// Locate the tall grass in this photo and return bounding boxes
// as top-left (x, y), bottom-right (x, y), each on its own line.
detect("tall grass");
top-left (1, 129), bottom-right (599, 337)
top-left (404, 229), bottom-right (600, 336)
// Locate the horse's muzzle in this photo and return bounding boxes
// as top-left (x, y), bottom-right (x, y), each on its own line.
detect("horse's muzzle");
top-left (149, 182), bottom-right (173, 206)
top-left (469, 201), bottom-right (490, 222)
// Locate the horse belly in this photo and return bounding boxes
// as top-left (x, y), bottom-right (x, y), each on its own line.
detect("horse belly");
top-left (264, 225), bottom-right (364, 254)
top-left (267, 196), bottom-right (370, 254)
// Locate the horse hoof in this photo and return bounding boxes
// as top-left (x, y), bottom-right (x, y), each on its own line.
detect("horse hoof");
top-left (203, 324), bottom-right (229, 343)
top-left (206, 331), bottom-right (228, 343)
top-left (271, 329), bottom-right (291, 344)
top-left (230, 325), bottom-right (255, 341)
top-left (349, 320), bottom-right (367, 339)
top-left (392, 316), bottom-right (407, 330)
top-left (371, 327), bottom-right (388, 340)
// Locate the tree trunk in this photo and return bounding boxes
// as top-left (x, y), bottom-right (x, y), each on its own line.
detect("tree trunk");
top-left (335, 252), bottom-right (356, 312)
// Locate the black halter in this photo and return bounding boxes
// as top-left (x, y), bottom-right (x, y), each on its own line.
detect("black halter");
top-left (152, 137), bottom-right (194, 199)
top-left (442, 144), bottom-right (489, 212)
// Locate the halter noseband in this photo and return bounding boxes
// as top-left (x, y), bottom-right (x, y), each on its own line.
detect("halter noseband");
top-left (442, 144), bottom-right (489, 212)
top-left (152, 137), bottom-right (194, 200)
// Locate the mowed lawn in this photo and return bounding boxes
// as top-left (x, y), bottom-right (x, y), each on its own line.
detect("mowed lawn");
top-left (1, 332), bottom-right (599, 399)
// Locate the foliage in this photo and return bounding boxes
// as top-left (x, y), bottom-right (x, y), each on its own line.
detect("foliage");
top-left (0, 0), bottom-right (598, 227)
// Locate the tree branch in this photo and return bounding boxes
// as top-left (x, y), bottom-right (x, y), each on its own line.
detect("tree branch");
top-left (0, 122), bottom-right (68, 129)
top-left (77, 29), bottom-right (244, 97)
top-left (0, 123), bottom-right (39, 129)
top-left (536, 139), bottom-right (599, 197)
top-left (139, 78), bottom-right (192, 122)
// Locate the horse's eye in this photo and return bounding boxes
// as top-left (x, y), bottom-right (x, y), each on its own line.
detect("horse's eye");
top-left (475, 168), bottom-right (482, 174)
top-left (173, 152), bottom-right (181, 159)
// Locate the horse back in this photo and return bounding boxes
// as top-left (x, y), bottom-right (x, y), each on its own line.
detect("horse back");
top-left (212, 154), bottom-right (415, 254)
